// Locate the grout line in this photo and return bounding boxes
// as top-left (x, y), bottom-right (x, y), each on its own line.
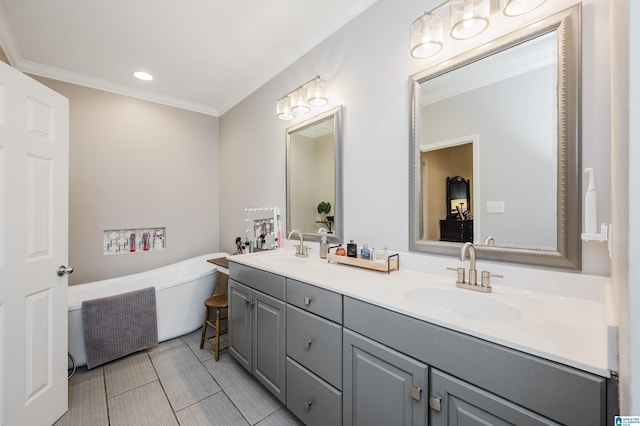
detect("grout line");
top-left (183, 334), bottom-right (256, 425)
top-left (100, 366), bottom-right (111, 426)
top-left (147, 352), bottom-right (181, 424)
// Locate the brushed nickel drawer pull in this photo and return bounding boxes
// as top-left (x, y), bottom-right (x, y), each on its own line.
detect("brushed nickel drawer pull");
top-left (304, 339), bottom-right (312, 349)
top-left (429, 396), bottom-right (442, 412)
top-left (303, 296), bottom-right (312, 306)
top-left (410, 386), bottom-right (422, 401)
top-left (304, 400), bottom-right (313, 411)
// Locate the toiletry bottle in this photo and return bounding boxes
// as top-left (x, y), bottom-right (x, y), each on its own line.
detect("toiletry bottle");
top-left (347, 240), bottom-right (358, 258)
top-left (320, 232), bottom-right (329, 259)
top-left (584, 168), bottom-right (597, 234)
top-left (360, 243), bottom-right (371, 260)
top-left (336, 243), bottom-right (346, 256)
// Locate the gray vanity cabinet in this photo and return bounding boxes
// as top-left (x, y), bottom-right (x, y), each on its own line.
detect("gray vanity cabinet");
top-left (228, 279), bottom-right (252, 370)
top-left (285, 278), bottom-right (343, 425)
top-left (228, 263), bottom-right (287, 403)
top-left (343, 329), bottom-right (428, 426)
top-left (343, 296), bottom-right (613, 426)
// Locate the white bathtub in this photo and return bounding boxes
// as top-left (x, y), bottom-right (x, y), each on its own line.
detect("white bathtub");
top-left (68, 252), bottom-right (229, 367)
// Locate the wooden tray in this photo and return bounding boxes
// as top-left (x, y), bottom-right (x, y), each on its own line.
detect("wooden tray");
top-left (326, 253), bottom-right (399, 273)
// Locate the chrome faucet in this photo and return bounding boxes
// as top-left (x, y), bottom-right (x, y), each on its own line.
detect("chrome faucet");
top-left (460, 242), bottom-right (477, 286)
top-left (447, 242), bottom-right (502, 293)
top-left (288, 229), bottom-right (309, 258)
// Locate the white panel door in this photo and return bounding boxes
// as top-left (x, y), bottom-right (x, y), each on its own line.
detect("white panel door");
top-left (0, 61), bottom-right (69, 425)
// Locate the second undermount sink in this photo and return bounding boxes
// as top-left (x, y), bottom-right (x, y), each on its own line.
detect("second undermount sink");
top-left (258, 254), bottom-right (308, 266)
top-left (404, 286), bottom-right (523, 322)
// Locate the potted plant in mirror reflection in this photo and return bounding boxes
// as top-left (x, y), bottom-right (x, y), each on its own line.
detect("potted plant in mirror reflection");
top-left (317, 201), bottom-right (333, 222)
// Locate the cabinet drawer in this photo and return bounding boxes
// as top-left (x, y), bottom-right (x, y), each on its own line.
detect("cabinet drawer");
top-left (229, 262), bottom-right (285, 300)
top-left (286, 357), bottom-right (342, 426)
top-left (287, 278), bottom-right (342, 323)
top-left (287, 305), bottom-right (342, 389)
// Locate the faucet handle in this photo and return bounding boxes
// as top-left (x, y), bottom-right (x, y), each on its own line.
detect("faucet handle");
top-left (446, 267), bottom-right (465, 285)
top-left (481, 271), bottom-right (503, 288)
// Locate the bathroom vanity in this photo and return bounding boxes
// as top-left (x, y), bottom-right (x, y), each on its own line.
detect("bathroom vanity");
top-left (228, 251), bottom-right (616, 426)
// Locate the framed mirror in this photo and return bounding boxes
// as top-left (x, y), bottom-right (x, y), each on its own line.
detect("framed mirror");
top-left (409, 5), bottom-right (581, 269)
top-left (286, 106), bottom-right (343, 243)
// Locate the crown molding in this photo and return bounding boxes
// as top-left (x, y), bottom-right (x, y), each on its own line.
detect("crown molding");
top-left (0, 3), bottom-right (22, 65)
top-left (18, 60), bottom-right (219, 116)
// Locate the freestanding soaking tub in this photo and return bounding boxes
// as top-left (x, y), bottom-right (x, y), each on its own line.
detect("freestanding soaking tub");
top-left (67, 252), bottom-right (229, 367)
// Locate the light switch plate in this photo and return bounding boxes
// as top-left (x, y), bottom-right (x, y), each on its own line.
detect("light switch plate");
top-left (486, 201), bottom-right (505, 214)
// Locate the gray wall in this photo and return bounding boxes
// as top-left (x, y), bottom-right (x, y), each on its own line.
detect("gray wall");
top-left (34, 77), bottom-right (220, 285)
top-left (219, 0), bottom-right (611, 274)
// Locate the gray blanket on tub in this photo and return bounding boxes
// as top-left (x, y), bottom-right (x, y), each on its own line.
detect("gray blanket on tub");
top-left (82, 287), bottom-right (158, 369)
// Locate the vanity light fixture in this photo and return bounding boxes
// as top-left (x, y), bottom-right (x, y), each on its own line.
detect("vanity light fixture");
top-left (503, 0), bottom-right (546, 16)
top-left (276, 96), bottom-right (295, 120)
top-left (133, 71), bottom-right (153, 81)
top-left (410, 0), bottom-right (547, 58)
top-left (276, 76), bottom-right (330, 120)
top-left (410, 13), bottom-right (444, 58)
top-left (450, 0), bottom-right (490, 40)
top-left (291, 87), bottom-right (311, 114)
top-left (307, 77), bottom-right (329, 106)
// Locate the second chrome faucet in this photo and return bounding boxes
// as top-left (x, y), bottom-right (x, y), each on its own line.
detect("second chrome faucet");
top-left (288, 229), bottom-right (309, 258)
top-left (450, 242), bottom-right (502, 293)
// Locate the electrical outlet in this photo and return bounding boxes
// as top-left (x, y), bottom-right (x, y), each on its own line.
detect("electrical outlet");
top-left (486, 201), bottom-right (505, 214)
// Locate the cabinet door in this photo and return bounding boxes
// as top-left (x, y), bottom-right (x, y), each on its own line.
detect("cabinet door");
top-left (343, 329), bottom-right (428, 426)
top-left (430, 369), bottom-right (559, 426)
top-left (228, 279), bottom-right (252, 372)
top-left (253, 290), bottom-right (286, 403)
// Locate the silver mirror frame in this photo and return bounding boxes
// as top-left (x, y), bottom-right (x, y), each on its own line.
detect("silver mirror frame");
top-left (286, 106), bottom-right (344, 243)
top-left (409, 5), bottom-right (581, 269)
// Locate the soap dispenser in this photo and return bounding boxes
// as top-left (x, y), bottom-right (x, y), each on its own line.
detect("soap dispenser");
top-left (319, 232), bottom-right (329, 259)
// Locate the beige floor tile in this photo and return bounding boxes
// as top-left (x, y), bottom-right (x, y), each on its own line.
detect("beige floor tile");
top-left (151, 344), bottom-right (221, 411)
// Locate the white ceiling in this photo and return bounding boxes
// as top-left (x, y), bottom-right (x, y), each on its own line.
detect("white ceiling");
top-left (0, 0), bottom-right (378, 116)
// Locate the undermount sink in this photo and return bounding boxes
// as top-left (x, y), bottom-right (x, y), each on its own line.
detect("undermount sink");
top-left (404, 286), bottom-right (523, 322)
top-left (258, 254), bottom-right (308, 266)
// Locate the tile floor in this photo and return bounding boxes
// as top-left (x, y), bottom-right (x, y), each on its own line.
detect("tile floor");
top-left (55, 330), bottom-right (303, 426)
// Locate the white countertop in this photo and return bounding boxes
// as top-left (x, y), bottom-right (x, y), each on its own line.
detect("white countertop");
top-left (227, 249), bottom-right (615, 378)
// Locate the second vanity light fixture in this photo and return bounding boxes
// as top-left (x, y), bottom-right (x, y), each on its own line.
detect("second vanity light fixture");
top-left (276, 76), bottom-right (330, 120)
top-left (410, 0), bottom-right (547, 58)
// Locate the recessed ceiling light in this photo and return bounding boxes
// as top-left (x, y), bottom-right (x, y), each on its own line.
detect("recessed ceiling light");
top-left (133, 71), bottom-right (153, 81)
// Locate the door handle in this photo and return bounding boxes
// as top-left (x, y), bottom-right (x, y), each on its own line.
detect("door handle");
top-left (56, 265), bottom-right (74, 277)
